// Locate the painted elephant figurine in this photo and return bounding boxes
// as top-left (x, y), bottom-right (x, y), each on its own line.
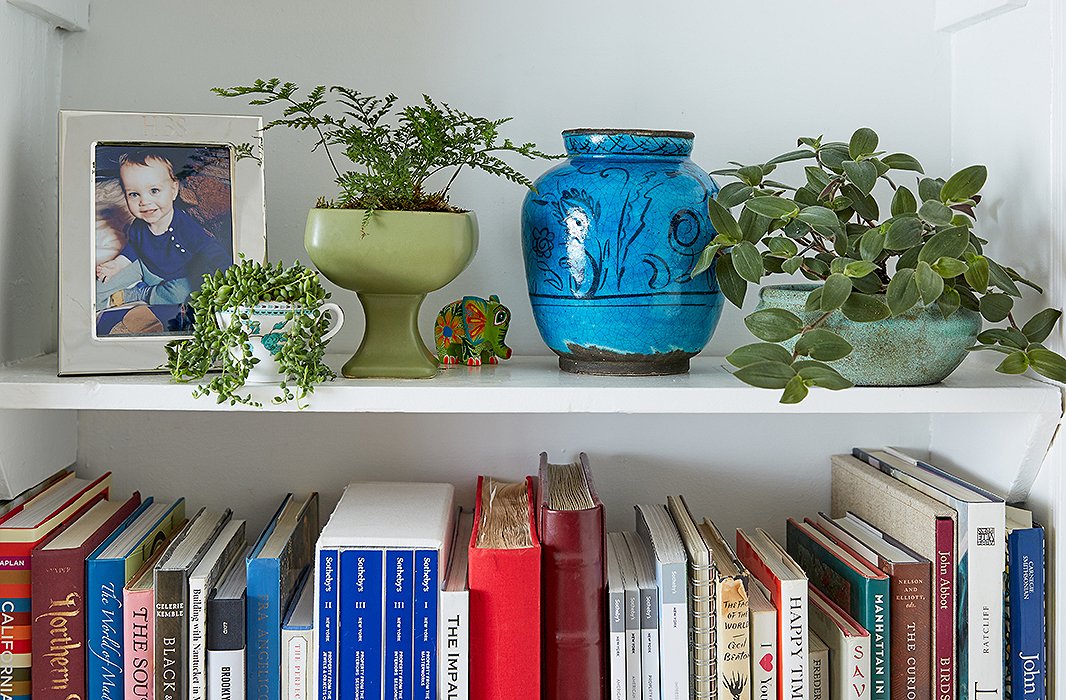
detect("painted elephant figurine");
top-left (435, 294), bottom-right (513, 366)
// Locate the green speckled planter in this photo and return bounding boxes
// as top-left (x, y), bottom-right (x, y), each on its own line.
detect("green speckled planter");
top-left (305, 209), bottom-right (478, 379)
top-left (756, 284), bottom-right (983, 386)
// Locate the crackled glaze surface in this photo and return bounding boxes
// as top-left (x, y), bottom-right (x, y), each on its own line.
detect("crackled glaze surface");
top-left (521, 129), bottom-right (722, 375)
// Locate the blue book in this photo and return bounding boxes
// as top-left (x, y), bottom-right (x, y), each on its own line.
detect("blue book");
top-left (385, 549), bottom-right (414, 700)
top-left (412, 549), bottom-right (439, 700)
top-left (86, 497), bottom-right (185, 700)
top-left (318, 548), bottom-right (339, 700)
top-left (1006, 508), bottom-right (1045, 700)
top-left (245, 493), bottom-right (319, 700)
top-left (340, 549), bottom-right (384, 700)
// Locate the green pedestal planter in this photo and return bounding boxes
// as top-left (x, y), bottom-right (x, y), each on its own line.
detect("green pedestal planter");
top-left (756, 284), bottom-right (983, 386)
top-left (305, 209), bottom-right (478, 379)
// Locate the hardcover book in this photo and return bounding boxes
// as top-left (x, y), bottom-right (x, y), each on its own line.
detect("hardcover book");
top-left (808, 632), bottom-right (828, 700)
top-left (30, 493), bottom-right (140, 700)
top-left (87, 498), bottom-right (186, 700)
top-left (786, 517), bottom-right (890, 700)
top-left (247, 492), bottom-right (319, 700)
top-left (468, 476), bottom-right (540, 700)
top-left (0, 470), bottom-right (111, 700)
top-left (856, 447), bottom-right (1005, 700)
top-left (123, 545), bottom-right (169, 700)
top-left (1005, 506), bottom-right (1045, 700)
top-left (830, 453), bottom-right (957, 700)
top-left (700, 518), bottom-right (752, 700)
top-left (538, 453), bottom-right (606, 700)
top-left (748, 579), bottom-right (778, 700)
top-left (808, 584), bottom-right (871, 700)
top-left (281, 568), bottom-right (315, 700)
top-left (207, 550), bottom-right (248, 700)
top-left (736, 528), bottom-right (808, 700)
top-left (440, 509), bottom-right (473, 700)
top-left (815, 511), bottom-right (932, 700)
top-left (154, 507), bottom-right (232, 700)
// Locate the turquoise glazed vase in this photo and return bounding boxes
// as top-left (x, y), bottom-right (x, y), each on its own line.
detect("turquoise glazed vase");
top-left (756, 284), bottom-right (983, 386)
top-left (520, 129), bottom-right (723, 375)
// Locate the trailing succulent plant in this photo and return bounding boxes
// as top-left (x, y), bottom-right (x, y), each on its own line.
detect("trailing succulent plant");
top-left (692, 127), bottom-right (1066, 403)
top-left (165, 257), bottom-right (335, 407)
top-left (213, 79), bottom-right (557, 228)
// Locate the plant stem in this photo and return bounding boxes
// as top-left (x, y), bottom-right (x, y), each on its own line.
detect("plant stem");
top-left (791, 310), bottom-right (836, 361)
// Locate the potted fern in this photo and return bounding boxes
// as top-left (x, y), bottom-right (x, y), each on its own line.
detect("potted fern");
top-left (692, 128), bottom-right (1066, 402)
top-left (215, 79), bottom-right (556, 378)
top-left (165, 257), bottom-right (342, 407)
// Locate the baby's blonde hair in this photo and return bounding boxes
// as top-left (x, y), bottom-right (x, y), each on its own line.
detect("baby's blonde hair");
top-left (118, 150), bottom-right (177, 190)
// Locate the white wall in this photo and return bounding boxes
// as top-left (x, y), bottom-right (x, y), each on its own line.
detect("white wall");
top-left (58, 0), bottom-right (953, 357)
top-left (0, 3), bottom-right (64, 363)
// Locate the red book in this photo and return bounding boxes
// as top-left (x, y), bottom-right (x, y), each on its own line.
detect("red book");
top-left (537, 453), bottom-right (606, 700)
top-left (468, 475), bottom-right (541, 700)
top-left (30, 492), bottom-right (141, 700)
top-left (0, 471), bottom-right (111, 699)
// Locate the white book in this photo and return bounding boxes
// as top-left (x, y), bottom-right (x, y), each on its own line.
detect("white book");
top-left (206, 648), bottom-right (245, 700)
top-left (440, 509), bottom-right (473, 700)
top-left (187, 519), bottom-right (246, 700)
top-left (607, 534), bottom-right (627, 700)
top-left (281, 570), bottom-right (315, 700)
top-left (623, 531), bottom-right (661, 700)
top-left (611, 532), bottom-right (643, 700)
top-left (748, 579), bottom-right (778, 700)
top-left (808, 586), bottom-right (871, 700)
top-left (808, 632), bottom-right (829, 700)
top-left (636, 503), bottom-right (690, 700)
top-left (857, 447), bottom-right (1006, 700)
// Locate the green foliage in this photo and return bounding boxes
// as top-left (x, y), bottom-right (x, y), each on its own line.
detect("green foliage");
top-left (694, 127), bottom-right (1065, 402)
top-left (164, 257), bottom-right (336, 407)
top-left (213, 78), bottom-right (557, 226)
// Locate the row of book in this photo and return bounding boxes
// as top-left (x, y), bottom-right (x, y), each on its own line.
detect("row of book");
top-left (0, 446), bottom-right (1046, 700)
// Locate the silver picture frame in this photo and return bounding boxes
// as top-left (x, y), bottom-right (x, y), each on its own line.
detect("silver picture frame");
top-left (58, 111), bottom-right (266, 375)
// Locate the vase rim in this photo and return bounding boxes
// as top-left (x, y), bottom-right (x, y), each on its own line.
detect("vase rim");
top-left (562, 128), bottom-right (695, 139)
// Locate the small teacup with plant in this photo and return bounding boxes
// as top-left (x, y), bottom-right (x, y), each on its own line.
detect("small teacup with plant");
top-left (165, 257), bottom-right (341, 407)
top-left (692, 127), bottom-right (1066, 402)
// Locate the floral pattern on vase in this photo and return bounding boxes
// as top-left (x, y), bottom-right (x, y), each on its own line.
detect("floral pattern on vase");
top-left (521, 129), bottom-right (722, 375)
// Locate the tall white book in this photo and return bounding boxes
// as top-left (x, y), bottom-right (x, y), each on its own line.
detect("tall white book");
top-left (607, 535), bottom-right (627, 700)
top-left (856, 448), bottom-right (1006, 700)
top-left (439, 510), bottom-right (473, 700)
top-left (610, 532), bottom-right (642, 700)
top-left (636, 503), bottom-right (690, 700)
top-left (748, 579), bottom-right (778, 700)
top-left (281, 570), bottom-right (315, 700)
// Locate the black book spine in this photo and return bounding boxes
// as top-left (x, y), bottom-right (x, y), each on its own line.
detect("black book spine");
top-left (154, 568), bottom-right (188, 700)
top-left (207, 593), bottom-right (247, 651)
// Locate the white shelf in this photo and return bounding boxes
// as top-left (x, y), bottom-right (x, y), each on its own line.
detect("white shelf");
top-left (1, 353), bottom-right (1061, 416)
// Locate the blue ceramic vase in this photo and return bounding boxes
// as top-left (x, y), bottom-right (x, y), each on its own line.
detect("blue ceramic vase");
top-left (521, 129), bottom-right (723, 375)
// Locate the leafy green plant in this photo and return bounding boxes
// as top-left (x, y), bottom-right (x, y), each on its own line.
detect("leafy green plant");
top-left (213, 78), bottom-right (557, 227)
top-left (165, 257), bottom-right (336, 407)
top-left (692, 128), bottom-right (1066, 402)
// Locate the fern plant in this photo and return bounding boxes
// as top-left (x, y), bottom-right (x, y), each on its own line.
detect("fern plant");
top-left (214, 79), bottom-right (557, 227)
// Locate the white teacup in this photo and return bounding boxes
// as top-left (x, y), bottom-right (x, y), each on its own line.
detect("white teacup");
top-left (215, 302), bottom-right (344, 384)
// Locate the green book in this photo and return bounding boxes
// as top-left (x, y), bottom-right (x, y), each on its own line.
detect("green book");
top-left (786, 518), bottom-right (890, 700)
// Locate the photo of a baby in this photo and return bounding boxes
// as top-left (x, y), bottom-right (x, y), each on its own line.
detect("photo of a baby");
top-left (94, 144), bottom-right (234, 337)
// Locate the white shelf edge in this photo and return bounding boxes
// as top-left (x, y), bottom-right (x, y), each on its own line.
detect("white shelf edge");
top-left (935, 0), bottom-right (1028, 32)
top-left (7, 0), bottom-right (88, 31)
top-left (1, 354), bottom-right (1061, 416)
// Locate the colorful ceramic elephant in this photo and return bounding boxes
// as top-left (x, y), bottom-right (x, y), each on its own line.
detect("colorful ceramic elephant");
top-left (435, 294), bottom-right (512, 366)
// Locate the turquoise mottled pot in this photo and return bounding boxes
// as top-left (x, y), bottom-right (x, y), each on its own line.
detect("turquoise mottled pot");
top-left (755, 284), bottom-right (983, 386)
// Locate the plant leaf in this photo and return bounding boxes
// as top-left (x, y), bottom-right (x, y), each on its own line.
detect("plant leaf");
top-left (887, 268), bottom-right (920, 316)
top-left (937, 286), bottom-right (961, 318)
top-left (884, 216), bottom-right (923, 250)
top-left (1027, 347), bottom-right (1066, 382)
top-left (745, 196), bottom-right (800, 220)
top-left (964, 255), bottom-right (989, 294)
top-left (767, 237), bottom-right (800, 258)
top-left (744, 308), bottom-right (805, 342)
top-left (931, 257), bottom-right (968, 278)
top-left (859, 229), bottom-right (885, 262)
top-left (849, 128), bottom-right (879, 160)
top-left (691, 244), bottom-right (721, 277)
top-left (782, 256), bottom-right (804, 275)
top-left (733, 360), bottom-right (797, 389)
top-left (821, 273), bottom-right (853, 311)
top-left (891, 186), bottom-right (918, 216)
top-left (916, 261), bottom-right (945, 305)
top-left (986, 258), bottom-right (1022, 297)
top-left (918, 200), bottom-right (954, 227)
top-left (918, 226), bottom-right (969, 264)
top-left (941, 165), bottom-right (988, 203)
top-left (716, 253), bottom-right (747, 308)
top-left (732, 241), bottom-right (765, 284)
top-left (841, 292), bottom-right (891, 322)
top-left (979, 293), bottom-right (1014, 322)
top-left (716, 182), bottom-right (754, 209)
top-left (996, 351), bottom-right (1030, 375)
top-left (737, 165), bottom-right (765, 186)
top-left (766, 149), bottom-right (817, 166)
top-left (726, 342), bottom-right (794, 368)
top-left (796, 364), bottom-right (854, 390)
top-left (843, 160), bottom-right (878, 196)
top-left (844, 261), bottom-right (879, 279)
top-left (881, 153), bottom-right (924, 173)
top-left (707, 198), bottom-right (744, 244)
top-left (780, 375), bottom-right (810, 403)
top-left (795, 328), bottom-right (853, 361)
top-left (919, 177), bottom-right (944, 202)
top-left (1021, 308), bottom-right (1063, 343)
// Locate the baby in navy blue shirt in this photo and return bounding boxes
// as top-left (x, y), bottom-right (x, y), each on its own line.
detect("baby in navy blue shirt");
top-left (96, 150), bottom-right (231, 306)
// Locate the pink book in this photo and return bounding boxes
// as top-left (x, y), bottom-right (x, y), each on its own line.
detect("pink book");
top-left (124, 550), bottom-right (163, 700)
